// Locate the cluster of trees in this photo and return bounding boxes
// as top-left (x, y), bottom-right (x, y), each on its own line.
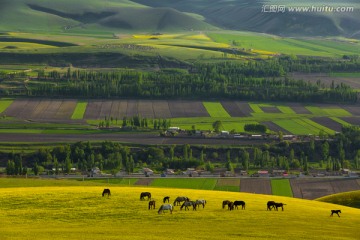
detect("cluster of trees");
top-left (4, 126), bottom-right (360, 176)
top-left (244, 124), bottom-right (267, 133)
top-left (97, 115), bottom-right (171, 130)
top-left (3, 59), bottom-right (353, 103)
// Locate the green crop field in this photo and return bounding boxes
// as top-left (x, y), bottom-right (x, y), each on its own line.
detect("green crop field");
top-left (305, 107), bottom-right (352, 117)
top-left (271, 179), bottom-right (293, 197)
top-left (329, 72), bottom-right (360, 77)
top-left (0, 99), bottom-right (13, 113)
top-left (71, 101), bottom-right (88, 120)
top-left (0, 179), bottom-right (360, 240)
top-left (203, 102), bottom-right (231, 117)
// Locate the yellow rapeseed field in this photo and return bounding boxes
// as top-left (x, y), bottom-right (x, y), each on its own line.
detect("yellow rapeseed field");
top-left (0, 186), bottom-right (359, 240)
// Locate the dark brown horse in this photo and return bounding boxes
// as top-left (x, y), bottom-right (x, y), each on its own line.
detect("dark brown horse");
top-left (330, 210), bottom-right (341, 217)
top-left (148, 200), bottom-right (156, 210)
top-left (140, 192), bottom-right (151, 200)
top-left (102, 189), bottom-right (111, 197)
top-left (222, 200), bottom-right (231, 209)
top-left (267, 201), bottom-right (276, 211)
top-left (163, 196), bottom-right (170, 203)
top-left (228, 201), bottom-right (235, 211)
top-left (233, 200), bottom-right (246, 210)
top-left (274, 202), bottom-right (286, 211)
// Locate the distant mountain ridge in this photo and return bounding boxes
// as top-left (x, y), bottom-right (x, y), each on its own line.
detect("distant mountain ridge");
top-left (0, 0), bottom-right (359, 38)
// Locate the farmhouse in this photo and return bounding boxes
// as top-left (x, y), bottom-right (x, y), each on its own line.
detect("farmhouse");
top-left (143, 168), bottom-right (154, 176)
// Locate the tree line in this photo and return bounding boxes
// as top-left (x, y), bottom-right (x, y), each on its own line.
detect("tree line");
top-left (2, 58), bottom-right (357, 103)
top-left (4, 126), bottom-right (360, 176)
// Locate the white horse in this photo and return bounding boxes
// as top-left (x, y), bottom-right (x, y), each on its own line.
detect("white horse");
top-left (195, 199), bottom-right (207, 208)
top-left (158, 204), bottom-right (173, 214)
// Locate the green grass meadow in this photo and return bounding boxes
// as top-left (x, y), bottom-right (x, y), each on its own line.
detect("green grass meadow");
top-left (0, 179), bottom-right (359, 240)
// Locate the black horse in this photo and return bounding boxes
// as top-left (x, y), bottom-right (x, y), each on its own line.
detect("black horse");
top-left (233, 200), bottom-right (246, 210)
top-left (330, 210), bottom-right (341, 217)
top-left (140, 192), bottom-right (151, 200)
top-left (163, 196), bottom-right (170, 203)
top-left (102, 189), bottom-right (111, 197)
top-left (222, 200), bottom-right (231, 209)
top-left (267, 201), bottom-right (276, 211)
top-left (148, 200), bottom-right (156, 210)
top-left (274, 202), bottom-right (286, 211)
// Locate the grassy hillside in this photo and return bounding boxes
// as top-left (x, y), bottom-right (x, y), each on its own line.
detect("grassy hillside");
top-left (0, 0), bottom-right (215, 33)
top-left (0, 180), bottom-right (360, 239)
top-left (317, 190), bottom-right (360, 209)
top-left (133, 0), bottom-right (360, 38)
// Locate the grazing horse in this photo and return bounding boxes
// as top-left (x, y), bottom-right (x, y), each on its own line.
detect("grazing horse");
top-left (330, 210), bottom-right (341, 217)
top-left (140, 192), bottom-right (151, 201)
top-left (173, 196), bottom-right (189, 206)
top-left (274, 202), bottom-right (286, 211)
top-left (180, 201), bottom-right (197, 211)
top-left (228, 201), bottom-right (235, 211)
top-left (267, 201), bottom-right (276, 211)
top-left (163, 196), bottom-right (170, 203)
top-left (158, 204), bottom-right (173, 214)
top-left (222, 200), bottom-right (231, 209)
top-left (195, 199), bottom-right (206, 208)
top-left (233, 200), bottom-right (246, 210)
top-left (148, 200), bottom-right (156, 210)
top-left (102, 189), bottom-right (111, 197)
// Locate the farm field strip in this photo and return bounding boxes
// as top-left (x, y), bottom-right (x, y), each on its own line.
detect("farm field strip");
top-left (277, 106), bottom-right (296, 114)
top-left (220, 101), bottom-right (248, 117)
top-left (150, 178), bottom-right (218, 190)
top-left (271, 179), bottom-right (293, 197)
top-left (99, 101), bottom-right (113, 119)
top-left (138, 100), bottom-right (155, 118)
top-left (305, 106), bottom-right (352, 117)
top-left (126, 100), bottom-right (139, 117)
top-left (300, 118), bottom-right (334, 135)
top-left (214, 178), bottom-right (240, 192)
top-left (203, 102), bottom-right (230, 117)
top-left (273, 119), bottom-right (316, 135)
top-left (240, 178), bottom-right (272, 195)
top-left (0, 99), bottom-right (13, 113)
top-left (83, 101), bottom-right (102, 119)
top-left (339, 117), bottom-right (360, 126)
top-left (330, 117), bottom-right (352, 127)
top-left (152, 100), bottom-right (172, 118)
top-left (310, 117), bottom-right (343, 132)
top-left (54, 100), bottom-right (77, 119)
top-left (29, 100), bottom-right (51, 119)
top-left (71, 101), bottom-right (88, 120)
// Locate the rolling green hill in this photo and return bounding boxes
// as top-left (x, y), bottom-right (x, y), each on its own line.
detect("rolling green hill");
top-left (133, 0), bottom-right (360, 38)
top-left (0, 0), bottom-right (359, 38)
top-left (0, 0), bottom-right (215, 33)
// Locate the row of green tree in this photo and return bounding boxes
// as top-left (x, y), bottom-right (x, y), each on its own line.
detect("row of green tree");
top-left (4, 126), bottom-right (360, 176)
top-left (4, 59), bottom-right (356, 102)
